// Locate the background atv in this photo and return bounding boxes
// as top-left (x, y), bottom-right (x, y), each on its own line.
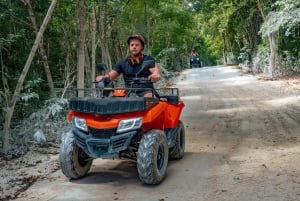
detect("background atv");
top-left (59, 60), bottom-right (185, 185)
top-left (190, 55), bottom-right (201, 68)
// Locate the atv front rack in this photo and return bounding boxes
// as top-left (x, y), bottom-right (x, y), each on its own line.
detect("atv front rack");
top-left (69, 96), bottom-right (159, 115)
top-left (68, 87), bottom-right (180, 115)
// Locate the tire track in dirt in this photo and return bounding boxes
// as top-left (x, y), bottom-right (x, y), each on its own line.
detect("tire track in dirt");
top-left (194, 66), bottom-right (300, 201)
top-left (14, 66), bottom-right (300, 201)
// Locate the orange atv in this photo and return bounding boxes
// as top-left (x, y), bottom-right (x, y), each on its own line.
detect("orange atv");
top-left (59, 61), bottom-right (185, 185)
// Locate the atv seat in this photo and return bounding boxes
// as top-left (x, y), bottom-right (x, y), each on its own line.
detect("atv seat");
top-left (69, 97), bottom-right (159, 115)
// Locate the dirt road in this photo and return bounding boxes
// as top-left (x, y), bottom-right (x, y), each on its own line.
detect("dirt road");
top-left (17, 66), bottom-right (300, 201)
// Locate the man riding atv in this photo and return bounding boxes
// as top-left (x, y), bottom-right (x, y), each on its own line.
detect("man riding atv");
top-left (96, 34), bottom-right (160, 97)
top-left (59, 34), bottom-right (185, 185)
top-left (190, 49), bottom-right (201, 68)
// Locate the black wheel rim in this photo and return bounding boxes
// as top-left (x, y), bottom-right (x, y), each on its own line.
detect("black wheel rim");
top-left (77, 148), bottom-right (90, 166)
top-left (157, 144), bottom-right (165, 170)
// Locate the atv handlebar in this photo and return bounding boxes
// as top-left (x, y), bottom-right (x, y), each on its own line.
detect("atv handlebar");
top-left (94, 77), bottom-right (114, 98)
top-left (94, 74), bottom-right (156, 98)
top-left (96, 77), bottom-right (113, 89)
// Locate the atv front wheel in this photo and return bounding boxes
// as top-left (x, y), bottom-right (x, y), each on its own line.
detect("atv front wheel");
top-left (169, 120), bottom-right (185, 160)
top-left (59, 130), bottom-right (93, 179)
top-left (137, 130), bottom-right (168, 185)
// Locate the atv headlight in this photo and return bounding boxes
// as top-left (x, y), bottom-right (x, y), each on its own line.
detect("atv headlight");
top-left (72, 116), bottom-right (88, 132)
top-left (117, 117), bottom-right (143, 133)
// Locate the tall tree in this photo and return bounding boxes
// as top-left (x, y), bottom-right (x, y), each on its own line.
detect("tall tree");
top-left (2, 0), bottom-right (57, 154)
top-left (76, 0), bottom-right (87, 97)
top-left (257, 0), bottom-right (277, 77)
top-left (97, 2), bottom-right (112, 69)
top-left (91, 3), bottom-right (97, 87)
top-left (21, 0), bottom-right (56, 97)
top-left (259, 0), bottom-right (300, 77)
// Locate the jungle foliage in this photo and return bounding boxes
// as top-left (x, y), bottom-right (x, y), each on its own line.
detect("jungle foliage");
top-left (0, 0), bottom-right (299, 154)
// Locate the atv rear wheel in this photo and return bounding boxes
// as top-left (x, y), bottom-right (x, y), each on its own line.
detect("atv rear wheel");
top-left (59, 130), bottom-right (93, 179)
top-left (137, 130), bottom-right (168, 185)
top-left (169, 120), bottom-right (185, 160)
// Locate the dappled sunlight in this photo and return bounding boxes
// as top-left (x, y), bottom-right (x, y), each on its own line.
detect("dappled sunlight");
top-left (219, 76), bottom-right (254, 86)
top-left (204, 135), bottom-right (300, 201)
top-left (176, 85), bottom-right (202, 90)
top-left (177, 65), bottom-right (300, 201)
top-left (206, 106), bottom-right (255, 114)
top-left (180, 95), bottom-right (203, 100)
top-left (199, 65), bottom-right (226, 72)
top-left (263, 96), bottom-right (300, 106)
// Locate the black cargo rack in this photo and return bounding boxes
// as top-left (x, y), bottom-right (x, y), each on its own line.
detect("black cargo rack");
top-left (67, 87), bottom-right (180, 114)
top-left (69, 96), bottom-right (159, 115)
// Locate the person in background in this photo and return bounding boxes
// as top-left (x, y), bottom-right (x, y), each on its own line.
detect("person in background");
top-left (191, 48), bottom-right (198, 56)
top-left (96, 34), bottom-right (160, 97)
top-left (190, 48), bottom-right (202, 68)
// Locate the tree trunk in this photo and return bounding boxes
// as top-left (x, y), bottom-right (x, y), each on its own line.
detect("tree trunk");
top-left (22, 0), bottom-right (56, 97)
top-left (103, 42), bottom-right (112, 69)
top-left (257, 0), bottom-right (277, 78)
top-left (2, 0), bottom-right (57, 154)
top-left (84, 45), bottom-right (90, 80)
top-left (111, 30), bottom-right (123, 62)
top-left (91, 5), bottom-right (97, 88)
top-left (76, 0), bottom-right (87, 97)
top-left (144, 1), bottom-right (150, 54)
top-left (222, 32), bottom-right (227, 65)
top-left (96, 3), bottom-right (112, 70)
top-left (269, 32), bottom-right (277, 78)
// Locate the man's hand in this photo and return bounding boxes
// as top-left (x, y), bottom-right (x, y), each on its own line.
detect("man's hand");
top-left (96, 75), bottom-right (105, 82)
top-left (148, 63), bottom-right (160, 82)
top-left (96, 70), bottom-right (119, 82)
